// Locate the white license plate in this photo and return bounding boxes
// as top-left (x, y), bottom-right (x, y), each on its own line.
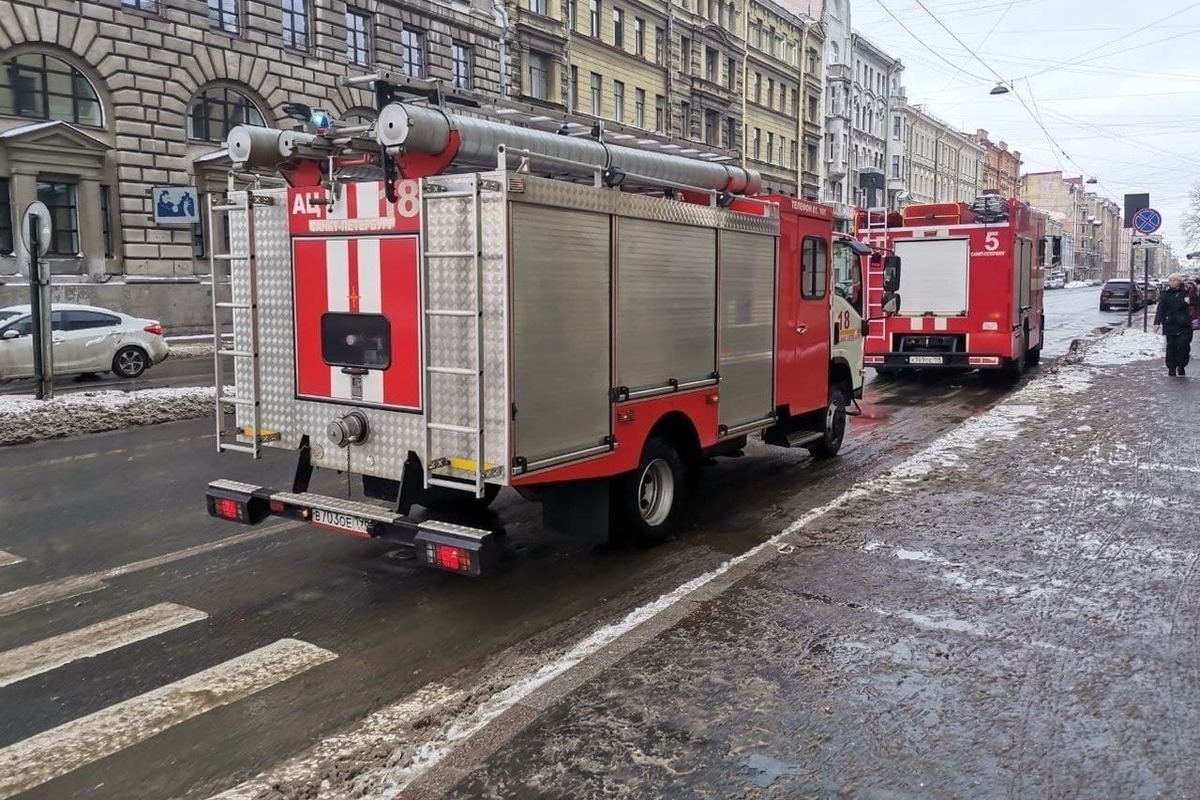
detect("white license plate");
top-left (909, 356), bottom-right (944, 365)
top-left (311, 508), bottom-right (371, 535)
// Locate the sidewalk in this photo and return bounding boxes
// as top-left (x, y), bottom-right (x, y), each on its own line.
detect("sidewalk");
top-left (399, 329), bottom-right (1200, 799)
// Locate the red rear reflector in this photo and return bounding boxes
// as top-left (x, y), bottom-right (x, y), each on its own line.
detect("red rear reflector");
top-left (617, 409), bottom-right (636, 424)
top-left (215, 498), bottom-right (242, 520)
top-left (269, 499), bottom-right (285, 513)
top-left (144, 323), bottom-right (164, 336)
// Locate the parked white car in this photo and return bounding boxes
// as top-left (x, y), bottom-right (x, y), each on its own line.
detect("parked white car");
top-left (0, 303), bottom-right (169, 381)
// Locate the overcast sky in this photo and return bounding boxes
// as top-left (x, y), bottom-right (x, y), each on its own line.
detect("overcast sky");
top-left (849, 0), bottom-right (1199, 252)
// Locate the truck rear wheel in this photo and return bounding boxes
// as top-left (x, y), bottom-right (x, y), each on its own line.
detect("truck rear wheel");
top-left (807, 385), bottom-right (847, 459)
top-left (618, 437), bottom-right (686, 545)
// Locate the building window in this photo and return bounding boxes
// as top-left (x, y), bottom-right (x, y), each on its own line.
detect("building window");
top-left (807, 143), bottom-right (818, 173)
top-left (753, 73), bottom-right (761, 104)
top-left (452, 43), bottom-right (473, 89)
top-left (613, 9), bottom-right (624, 47)
top-left (187, 86), bottom-right (265, 142)
top-left (122, 0), bottom-right (158, 11)
top-left (806, 48), bottom-right (818, 73)
top-left (704, 109), bottom-right (719, 145)
top-left (590, 0), bottom-right (600, 37)
top-left (892, 154), bottom-right (901, 178)
top-left (705, 48), bottom-right (718, 82)
top-left (208, 0), bottom-right (239, 34)
top-left (801, 236), bottom-right (828, 299)
top-left (569, 65), bottom-right (579, 109)
top-left (655, 28), bottom-right (665, 65)
top-left (791, 140), bottom-right (799, 169)
top-left (590, 72), bottom-right (602, 115)
top-left (36, 181), bottom-right (79, 257)
top-left (766, 78), bottom-right (774, 109)
top-left (100, 185), bottom-right (113, 258)
top-left (753, 127), bottom-right (761, 160)
top-left (0, 53), bottom-right (102, 126)
top-left (613, 80), bottom-right (625, 121)
top-left (767, 132), bottom-right (774, 163)
top-left (634, 88), bottom-right (645, 128)
top-left (807, 94), bottom-right (818, 122)
top-left (893, 115), bottom-right (901, 139)
top-left (680, 37), bottom-right (691, 74)
top-left (0, 179), bottom-right (11, 255)
top-left (655, 94), bottom-right (665, 132)
top-left (401, 29), bottom-right (425, 77)
top-left (726, 57), bottom-right (736, 89)
top-left (529, 0), bottom-right (547, 14)
top-left (724, 117), bottom-right (736, 149)
top-left (680, 101), bottom-right (691, 137)
top-left (346, 10), bottom-right (371, 66)
top-left (282, 0), bottom-right (308, 49)
top-left (634, 18), bottom-right (645, 56)
top-left (529, 51), bottom-right (550, 100)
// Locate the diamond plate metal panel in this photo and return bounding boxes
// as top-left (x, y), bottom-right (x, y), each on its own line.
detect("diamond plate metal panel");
top-left (224, 175), bottom-right (512, 489)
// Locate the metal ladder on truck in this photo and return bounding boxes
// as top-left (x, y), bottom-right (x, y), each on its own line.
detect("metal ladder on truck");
top-left (207, 189), bottom-right (273, 458)
top-left (420, 175), bottom-right (489, 498)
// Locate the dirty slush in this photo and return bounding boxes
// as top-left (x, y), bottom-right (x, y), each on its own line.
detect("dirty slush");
top-left (407, 330), bottom-right (1200, 800)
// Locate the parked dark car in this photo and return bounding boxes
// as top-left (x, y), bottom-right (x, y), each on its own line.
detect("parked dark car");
top-left (1100, 279), bottom-right (1144, 312)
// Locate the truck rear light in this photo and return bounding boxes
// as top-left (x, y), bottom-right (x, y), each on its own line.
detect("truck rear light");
top-left (864, 355), bottom-right (885, 365)
top-left (206, 483), bottom-right (269, 524)
top-left (270, 499), bottom-right (285, 513)
top-left (969, 356), bottom-right (1001, 366)
top-left (143, 323), bottom-right (164, 336)
top-left (415, 522), bottom-right (496, 577)
top-left (617, 409), bottom-right (636, 424)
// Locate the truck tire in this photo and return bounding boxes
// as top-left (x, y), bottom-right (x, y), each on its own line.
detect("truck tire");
top-left (807, 385), bottom-right (847, 459)
top-left (618, 437), bottom-right (686, 544)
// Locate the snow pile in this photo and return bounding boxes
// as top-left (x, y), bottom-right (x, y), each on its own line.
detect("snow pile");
top-left (1083, 328), bottom-right (1163, 366)
top-left (168, 342), bottom-right (215, 359)
top-left (1065, 280), bottom-right (1093, 289)
top-left (0, 387), bottom-right (215, 446)
top-left (885, 403), bottom-right (1040, 483)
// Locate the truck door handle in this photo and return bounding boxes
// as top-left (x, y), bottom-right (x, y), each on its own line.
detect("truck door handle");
top-left (795, 325), bottom-right (809, 335)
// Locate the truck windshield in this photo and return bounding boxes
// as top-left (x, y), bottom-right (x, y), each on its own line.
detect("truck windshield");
top-left (832, 241), bottom-right (863, 315)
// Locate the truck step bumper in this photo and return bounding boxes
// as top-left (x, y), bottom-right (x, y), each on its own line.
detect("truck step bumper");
top-left (864, 353), bottom-right (1006, 369)
top-left (206, 479), bottom-right (497, 577)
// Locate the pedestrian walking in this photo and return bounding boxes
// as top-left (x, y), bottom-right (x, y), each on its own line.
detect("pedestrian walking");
top-left (1154, 273), bottom-right (1194, 376)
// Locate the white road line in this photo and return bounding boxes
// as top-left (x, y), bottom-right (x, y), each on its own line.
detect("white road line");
top-left (0, 551), bottom-right (23, 568)
top-left (0, 603), bottom-right (208, 689)
top-left (0, 526), bottom-right (287, 618)
top-left (0, 638), bottom-right (337, 800)
top-left (0, 576), bottom-right (108, 618)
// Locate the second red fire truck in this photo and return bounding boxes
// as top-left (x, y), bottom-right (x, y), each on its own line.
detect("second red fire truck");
top-left (858, 195), bottom-right (1047, 379)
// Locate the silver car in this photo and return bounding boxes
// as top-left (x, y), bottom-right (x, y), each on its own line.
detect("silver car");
top-left (0, 303), bottom-right (170, 381)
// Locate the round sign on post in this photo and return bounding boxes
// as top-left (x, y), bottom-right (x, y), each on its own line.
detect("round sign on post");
top-left (21, 200), bottom-right (52, 258)
top-left (1133, 208), bottom-right (1162, 235)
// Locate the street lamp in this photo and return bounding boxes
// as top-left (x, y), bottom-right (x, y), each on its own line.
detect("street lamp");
top-left (989, 82), bottom-right (1010, 95)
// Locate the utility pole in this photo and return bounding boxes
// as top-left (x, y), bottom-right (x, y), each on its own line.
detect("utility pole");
top-left (21, 201), bottom-right (54, 400)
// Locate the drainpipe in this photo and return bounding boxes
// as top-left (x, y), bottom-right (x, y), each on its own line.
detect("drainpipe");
top-left (493, 0), bottom-right (510, 98)
top-left (739, 0), bottom-right (749, 168)
top-left (666, 0), bottom-right (675, 135)
top-left (796, 20), bottom-right (808, 196)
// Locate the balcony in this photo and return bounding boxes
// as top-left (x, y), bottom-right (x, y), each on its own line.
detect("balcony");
top-left (828, 63), bottom-right (851, 82)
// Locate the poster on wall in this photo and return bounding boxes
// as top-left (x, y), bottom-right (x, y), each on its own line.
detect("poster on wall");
top-left (152, 187), bottom-right (200, 225)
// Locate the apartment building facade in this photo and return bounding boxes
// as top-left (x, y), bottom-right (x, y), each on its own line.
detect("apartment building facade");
top-left (971, 128), bottom-right (1021, 199)
top-left (817, 0), bottom-right (902, 230)
top-left (0, 0), bottom-right (503, 327)
top-left (902, 103), bottom-right (982, 205)
top-left (1022, 170), bottom-right (1130, 281)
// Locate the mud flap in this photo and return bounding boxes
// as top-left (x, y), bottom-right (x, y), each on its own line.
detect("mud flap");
top-left (541, 479), bottom-right (612, 545)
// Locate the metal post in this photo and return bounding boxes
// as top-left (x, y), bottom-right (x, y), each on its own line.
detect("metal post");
top-left (1143, 247), bottom-right (1151, 332)
top-left (1128, 239), bottom-right (1136, 330)
top-left (28, 216), bottom-right (53, 400)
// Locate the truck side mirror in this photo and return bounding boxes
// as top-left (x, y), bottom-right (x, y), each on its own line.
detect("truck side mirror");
top-left (882, 255), bottom-right (902, 292)
top-left (881, 292), bottom-right (901, 315)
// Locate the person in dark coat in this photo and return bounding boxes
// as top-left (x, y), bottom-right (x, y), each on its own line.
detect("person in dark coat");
top-left (1154, 273), bottom-right (1194, 376)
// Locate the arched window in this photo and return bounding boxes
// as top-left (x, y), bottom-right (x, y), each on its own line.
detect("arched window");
top-left (187, 86), bottom-right (265, 143)
top-left (0, 53), bottom-right (102, 126)
top-left (342, 110), bottom-right (377, 127)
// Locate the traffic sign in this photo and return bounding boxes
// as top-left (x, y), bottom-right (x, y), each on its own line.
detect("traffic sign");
top-left (20, 201), bottom-right (52, 258)
top-left (1133, 208), bottom-right (1162, 235)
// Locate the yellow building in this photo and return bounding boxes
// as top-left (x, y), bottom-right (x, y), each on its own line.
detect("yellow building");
top-left (742, 0), bottom-right (823, 197)
top-left (507, 0), bottom-right (821, 192)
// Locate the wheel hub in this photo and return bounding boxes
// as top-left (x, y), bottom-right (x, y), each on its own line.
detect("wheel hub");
top-left (637, 458), bottom-right (675, 527)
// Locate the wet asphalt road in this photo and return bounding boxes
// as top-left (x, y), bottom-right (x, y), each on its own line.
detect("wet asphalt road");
top-left (1042, 285), bottom-right (1147, 354)
top-left (0, 302), bottom-right (1108, 799)
top-left (0, 355), bottom-right (222, 397)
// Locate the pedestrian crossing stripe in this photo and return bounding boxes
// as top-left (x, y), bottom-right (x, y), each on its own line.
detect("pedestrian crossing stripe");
top-left (0, 638), bottom-right (337, 799)
top-left (0, 602), bottom-right (208, 689)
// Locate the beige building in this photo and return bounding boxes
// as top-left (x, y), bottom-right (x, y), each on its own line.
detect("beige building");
top-left (0, 0), bottom-right (503, 328)
top-left (1022, 171), bottom-right (1129, 281)
top-left (901, 103), bottom-right (982, 205)
top-left (741, 0), bottom-right (822, 197)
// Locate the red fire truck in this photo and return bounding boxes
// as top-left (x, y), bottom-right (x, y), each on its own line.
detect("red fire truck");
top-left (858, 195), bottom-right (1046, 379)
top-left (204, 77), bottom-right (881, 576)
